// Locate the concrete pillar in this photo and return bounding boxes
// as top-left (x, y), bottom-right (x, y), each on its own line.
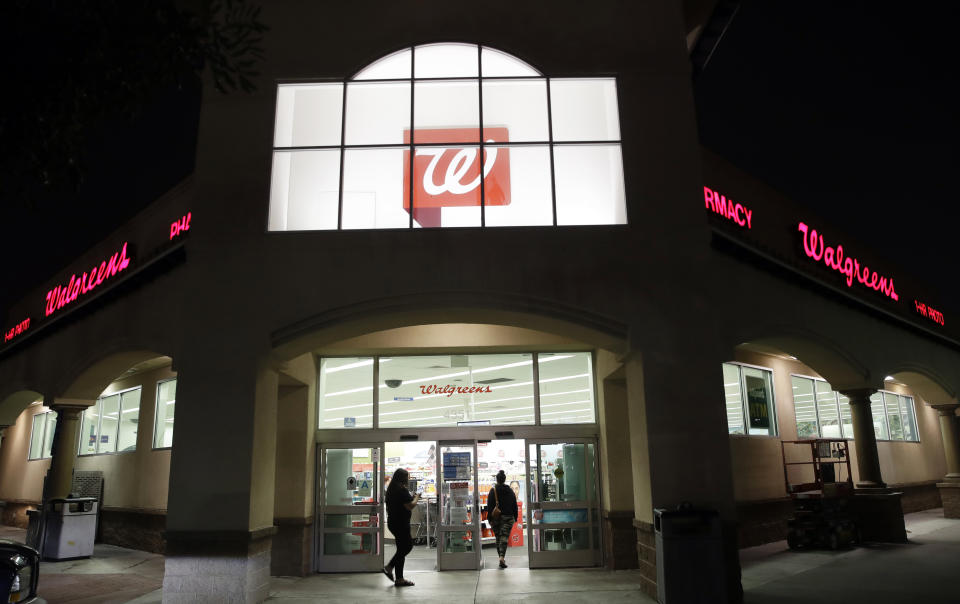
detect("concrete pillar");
top-left (931, 403), bottom-right (960, 518)
top-left (597, 358), bottom-right (638, 570)
top-left (44, 399), bottom-right (95, 500)
top-left (625, 350), bottom-right (741, 604)
top-left (841, 389), bottom-right (886, 489)
top-left (271, 354), bottom-right (317, 577)
top-left (162, 354), bottom-right (279, 604)
top-left (841, 390), bottom-right (907, 542)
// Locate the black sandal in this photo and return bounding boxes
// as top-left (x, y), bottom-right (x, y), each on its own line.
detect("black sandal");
top-left (395, 579), bottom-right (415, 587)
top-left (382, 566), bottom-right (395, 582)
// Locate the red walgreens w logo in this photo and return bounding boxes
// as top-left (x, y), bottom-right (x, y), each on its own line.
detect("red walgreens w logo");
top-left (403, 127), bottom-right (511, 227)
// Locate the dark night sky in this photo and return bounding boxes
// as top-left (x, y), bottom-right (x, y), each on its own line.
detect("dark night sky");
top-left (1, 2), bottom-right (958, 324)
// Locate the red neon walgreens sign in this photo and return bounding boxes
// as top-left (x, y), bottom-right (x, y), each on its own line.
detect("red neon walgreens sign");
top-left (797, 222), bottom-right (898, 301)
top-left (44, 242), bottom-right (133, 317)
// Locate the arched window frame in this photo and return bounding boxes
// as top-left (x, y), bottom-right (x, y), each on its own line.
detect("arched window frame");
top-left (269, 43), bottom-right (626, 231)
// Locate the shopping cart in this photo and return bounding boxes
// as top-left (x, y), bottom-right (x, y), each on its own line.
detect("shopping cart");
top-left (412, 498), bottom-right (438, 546)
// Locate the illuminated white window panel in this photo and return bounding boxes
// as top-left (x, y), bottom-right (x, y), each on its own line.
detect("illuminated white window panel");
top-left (414, 43), bottom-right (478, 78)
top-left (483, 145), bottom-right (552, 226)
top-left (274, 83), bottom-right (343, 147)
top-left (550, 78), bottom-right (620, 142)
top-left (553, 145), bottom-right (626, 225)
top-left (481, 47), bottom-right (539, 77)
top-left (481, 79), bottom-right (549, 142)
top-left (342, 148), bottom-right (409, 229)
top-left (414, 81), bottom-right (480, 139)
top-left (344, 82), bottom-right (410, 145)
top-left (269, 150), bottom-right (340, 231)
top-left (354, 48), bottom-right (411, 80)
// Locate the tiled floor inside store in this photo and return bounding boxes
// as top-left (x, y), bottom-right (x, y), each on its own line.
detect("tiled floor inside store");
top-left (4, 508), bottom-right (960, 603)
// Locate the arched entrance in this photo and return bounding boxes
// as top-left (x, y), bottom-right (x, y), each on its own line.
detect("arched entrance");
top-left (269, 304), bottom-right (633, 575)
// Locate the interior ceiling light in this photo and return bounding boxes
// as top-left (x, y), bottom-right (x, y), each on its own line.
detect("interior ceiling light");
top-left (885, 376), bottom-right (895, 381)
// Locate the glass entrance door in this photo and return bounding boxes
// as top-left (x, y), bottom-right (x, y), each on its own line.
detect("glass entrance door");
top-left (437, 441), bottom-right (481, 570)
top-left (526, 439), bottom-right (601, 568)
top-left (317, 444), bottom-right (383, 572)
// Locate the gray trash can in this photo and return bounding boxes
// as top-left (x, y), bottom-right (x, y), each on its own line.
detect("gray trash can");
top-left (654, 507), bottom-right (727, 604)
top-left (39, 497), bottom-right (98, 560)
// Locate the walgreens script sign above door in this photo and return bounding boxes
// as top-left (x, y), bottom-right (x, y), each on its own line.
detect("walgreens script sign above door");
top-left (403, 128), bottom-right (511, 227)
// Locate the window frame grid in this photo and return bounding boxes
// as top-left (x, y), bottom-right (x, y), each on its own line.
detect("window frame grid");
top-left (316, 351), bottom-right (599, 430)
top-left (79, 385), bottom-right (143, 457)
top-left (723, 361), bottom-right (779, 437)
top-left (153, 377), bottom-right (178, 451)
top-left (270, 44), bottom-right (624, 232)
top-left (789, 373), bottom-right (920, 443)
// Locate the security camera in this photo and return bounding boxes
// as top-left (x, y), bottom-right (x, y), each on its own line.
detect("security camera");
top-left (385, 379), bottom-right (403, 388)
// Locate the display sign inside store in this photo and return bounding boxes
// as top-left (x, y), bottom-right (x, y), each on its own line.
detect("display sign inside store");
top-left (403, 127), bottom-right (511, 228)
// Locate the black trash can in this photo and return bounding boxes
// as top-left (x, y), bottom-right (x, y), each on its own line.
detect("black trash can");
top-left (654, 507), bottom-right (727, 604)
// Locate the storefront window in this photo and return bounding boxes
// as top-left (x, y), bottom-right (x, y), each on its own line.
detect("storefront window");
top-left (837, 393), bottom-right (854, 438)
top-left (723, 364), bottom-right (745, 435)
top-left (319, 357), bottom-right (374, 429)
top-left (154, 378), bottom-right (177, 449)
top-left (539, 352), bottom-right (596, 425)
top-left (790, 376), bottom-right (918, 442)
top-left (79, 399), bottom-right (100, 456)
top-left (791, 376), bottom-right (817, 438)
top-left (269, 43), bottom-right (626, 231)
top-left (900, 396), bottom-right (918, 442)
top-left (816, 382), bottom-right (841, 438)
top-left (884, 392), bottom-right (904, 441)
top-left (28, 410), bottom-right (57, 460)
top-left (79, 387), bottom-right (142, 456)
top-left (378, 353), bottom-right (536, 428)
top-left (722, 363), bottom-right (777, 436)
top-left (317, 351), bottom-right (596, 430)
top-left (870, 393), bottom-right (888, 440)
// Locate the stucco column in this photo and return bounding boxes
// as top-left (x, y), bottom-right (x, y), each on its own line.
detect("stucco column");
top-left (163, 355), bottom-right (279, 604)
top-left (931, 403), bottom-right (960, 518)
top-left (841, 389), bottom-right (886, 489)
top-left (44, 399), bottom-right (95, 500)
top-left (930, 404), bottom-right (960, 481)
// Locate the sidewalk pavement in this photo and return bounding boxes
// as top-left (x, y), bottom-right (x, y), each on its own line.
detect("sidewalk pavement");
top-left (3, 508), bottom-right (959, 603)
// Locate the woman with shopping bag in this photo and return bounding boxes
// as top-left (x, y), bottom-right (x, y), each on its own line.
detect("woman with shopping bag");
top-left (485, 470), bottom-right (518, 568)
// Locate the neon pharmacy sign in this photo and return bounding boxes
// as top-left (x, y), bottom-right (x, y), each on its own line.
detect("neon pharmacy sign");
top-left (703, 186), bottom-right (753, 229)
top-left (44, 242), bottom-right (133, 317)
top-left (797, 222), bottom-right (898, 301)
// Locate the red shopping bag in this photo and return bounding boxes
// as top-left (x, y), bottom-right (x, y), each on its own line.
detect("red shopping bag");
top-left (509, 521), bottom-right (524, 547)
